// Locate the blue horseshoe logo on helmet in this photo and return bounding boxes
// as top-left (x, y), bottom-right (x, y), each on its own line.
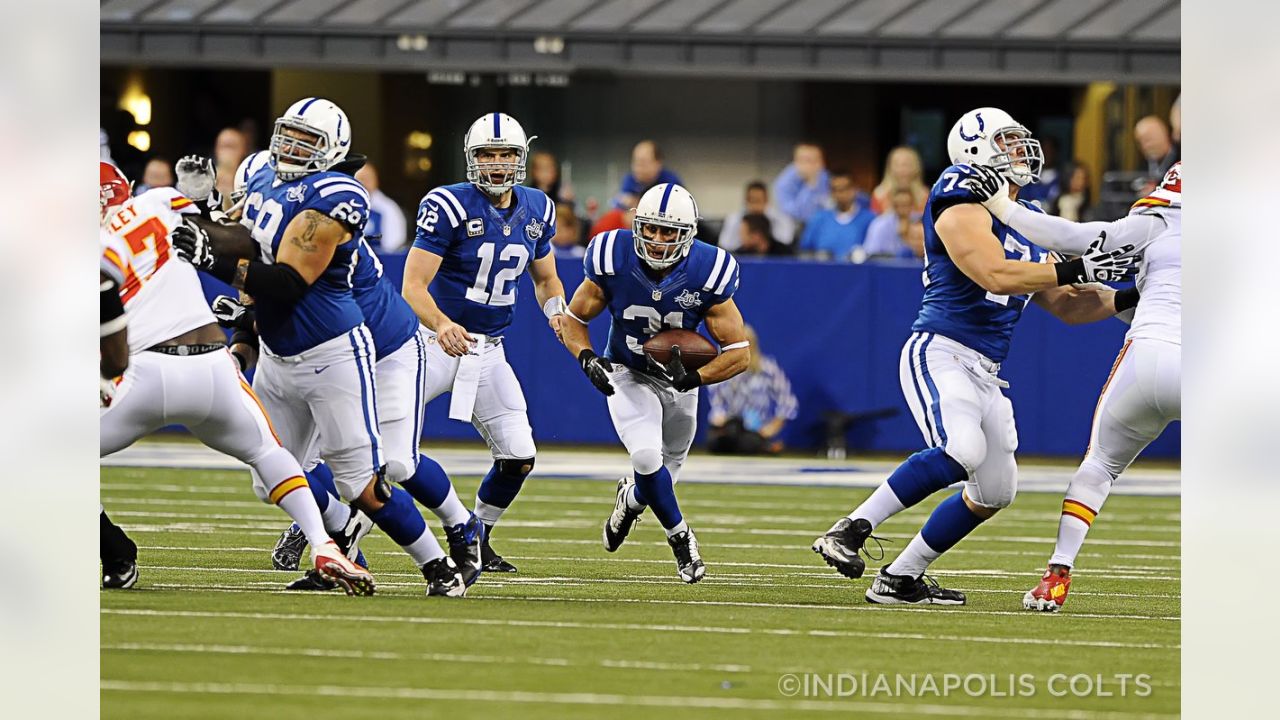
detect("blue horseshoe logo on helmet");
top-left (959, 112), bottom-right (985, 142)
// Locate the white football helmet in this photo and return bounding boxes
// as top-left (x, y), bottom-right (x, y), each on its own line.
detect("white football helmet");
top-left (633, 183), bottom-right (700, 269)
top-left (947, 107), bottom-right (1043, 186)
top-left (269, 97), bottom-right (351, 181)
top-left (464, 112), bottom-right (534, 197)
top-left (231, 150), bottom-right (271, 205)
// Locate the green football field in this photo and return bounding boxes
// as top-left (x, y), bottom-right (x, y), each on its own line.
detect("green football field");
top-left (100, 464), bottom-right (1179, 719)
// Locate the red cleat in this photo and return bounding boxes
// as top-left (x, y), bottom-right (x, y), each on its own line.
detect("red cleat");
top-left (1024, 565), bottom-right (1071, 612)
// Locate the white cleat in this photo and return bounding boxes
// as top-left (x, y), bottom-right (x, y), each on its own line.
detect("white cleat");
top-left (312, 541), bottom-right (376, 596)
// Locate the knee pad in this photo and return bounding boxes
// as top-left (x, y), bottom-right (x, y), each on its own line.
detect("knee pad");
top-left (385, 457), bottom-right (414, 485)
top-left (966, 455), bottom-right (1017, 510)
top-left (943, 430), bottom-right (987, 475)
top-left (496, 457), bottom-right (534, 478)
top-left (631, 448), bottom-right (663, 476)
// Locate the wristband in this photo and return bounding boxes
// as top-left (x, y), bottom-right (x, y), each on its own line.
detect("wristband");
top-left (1114, 286), bottom-right (1140, 313)
top-left (1054, 259), bottom-right (1085, 286)
top-left (543, 296), bottom-right (567, 319)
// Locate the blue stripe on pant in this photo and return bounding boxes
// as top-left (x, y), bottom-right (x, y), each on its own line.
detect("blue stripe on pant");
top-left (916, 333), bottom-right (948, 447)
top-left (349, 328), bottom-right (382, 474)
top-left (907, 333), bottom-right (939, 447)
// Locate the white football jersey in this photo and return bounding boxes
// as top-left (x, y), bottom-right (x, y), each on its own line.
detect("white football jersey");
top-left (1123, 164), bottom-right (1181, 345)
top-left (100, 187), bottom-right (216, 354)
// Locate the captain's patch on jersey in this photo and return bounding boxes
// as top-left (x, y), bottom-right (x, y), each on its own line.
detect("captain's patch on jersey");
top-left (466, 218), bottom-right (485, 237)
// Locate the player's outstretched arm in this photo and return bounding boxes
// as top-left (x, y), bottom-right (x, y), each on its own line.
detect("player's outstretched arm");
top-left (989, 199), bottom-right (1160, 257)
top-left (563, 279), bottom-right (615, 396)
top-left (698, 298), bottom-right (751, 386)
top-left (402, 247), bottom-right (474, 357)
top-left (1032, 280), bottom-right (1140, 326)
top-left (189, 215), bottom-right (257, 260)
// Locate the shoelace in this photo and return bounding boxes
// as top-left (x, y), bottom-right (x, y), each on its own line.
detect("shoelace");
top-left (860, 533), bottom-right (890, 563)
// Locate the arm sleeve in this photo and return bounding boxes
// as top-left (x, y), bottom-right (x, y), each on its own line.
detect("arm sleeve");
top-left (999, 205), bottom-right (1163, 256)
top-left (411, 191), bottom-right (458, 256)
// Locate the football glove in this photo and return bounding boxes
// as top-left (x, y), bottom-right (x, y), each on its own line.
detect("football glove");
top-left (578, 349), bottom-right (615, 396)
top-left (170, 219), bottom-right (215, 270)
top-left (959, 164), bottom-right (1007, 202)
top-left (211, 294), bottom-right (254, 331)
top-left (1056, 232), bottom-right (1139, 285)
top-left (663, 346), bottom-right (702, 393)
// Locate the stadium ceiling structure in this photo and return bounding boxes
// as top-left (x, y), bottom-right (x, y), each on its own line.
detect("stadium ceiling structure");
top-left (101, 0), bottom-right (1181, 84)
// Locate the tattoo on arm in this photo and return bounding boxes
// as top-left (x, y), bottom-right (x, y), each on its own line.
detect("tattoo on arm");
top-left (289, 212), bottom-right (340, 253)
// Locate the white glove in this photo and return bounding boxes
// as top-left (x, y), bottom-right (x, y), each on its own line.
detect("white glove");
top-left (1060, 234), bottom-right (1139, 284)
top-left (960, 165), bottom-right (1018, 221)
top-left (175, 155), bottom-right (217, 202)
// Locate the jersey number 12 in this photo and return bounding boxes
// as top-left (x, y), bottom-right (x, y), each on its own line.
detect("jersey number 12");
top-left (466, 242), bottom-right (529, 307)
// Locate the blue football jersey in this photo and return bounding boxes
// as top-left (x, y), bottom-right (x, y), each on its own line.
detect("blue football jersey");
top-left (241, 167), bottom-right (371, 356)
top-left (584, 230), bottom-right (740, 372)
top-left (411, 183), bottom-right (555, 336)
top-left (912, 164), bottom-right (1051, 362)
top-left (350, 237), bottom-right (419, 359)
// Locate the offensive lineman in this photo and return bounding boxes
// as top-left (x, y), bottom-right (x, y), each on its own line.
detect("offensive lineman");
top-left (561, 183), bottom-right (751, 583)
top-left (810, 108), bottom-right (1140, 604)
top-left (402, 112), bottom-right (567, 573)
top-left (171, 98), bottom-right (465, 596)
top-left (98, 161), bottom-right (375, 595)
top-left (966, 162), bottom-right (1182, 611)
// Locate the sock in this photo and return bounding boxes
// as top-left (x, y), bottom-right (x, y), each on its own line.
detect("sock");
top-left (305, 465), bottom-right (350, 532)
top-left (634, 466), bottom-right (683, 531)
top-left (1049, 460), bottom-right (1113, 568)
top-left (401, 455), bottom-right (471, 527)
top-left (887, 491), bottom-right (985, 577)
top-left (625, 483), bottom-right (646, 513)
top-left (368, 486), bottom-right (444, 566)
top-left (666, 519), bottom-right (689, 538)
top-left (271, 476), bottom-right (334, 549)
top-left (475, 460), bottom-right (531, 524)
top-left (847, 484), bottom-right (906, 529)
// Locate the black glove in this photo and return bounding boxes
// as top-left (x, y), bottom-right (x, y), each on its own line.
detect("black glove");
top-left (959, 164), bottom-right (1007, 201)
top-left (663, 346), bottom-right (703, 393)
top-left (1055, 232), bottom-right (1139, 285)
top-left (211, 294), bottom-right (254, 331)
top-left (170, 219), bottom-right (215, 270)
top-left (578, 349), bottom-right (615, 396)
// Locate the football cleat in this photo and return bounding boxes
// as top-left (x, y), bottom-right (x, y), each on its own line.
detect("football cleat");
top-left (271, 523), bottom-right (308, 571)
top-left (422, 556), bottom-right (467, 597)
top-left (285, 569), bottom-right (336, 592)
top-left (1024, 564), bottom-right (1072, 612)
top-left (603, 476), bottom-right (643, 552)
top-left (444, 512), bottom-right (485, 587)
top-left (667, 528), bottom-right (706, 584)
top-left (480, 528), bottom-right (518, 573)
top-left (865, 567), bottom-right (965, 605)
top-left (333, 508), bottom-right (374, 565)
top-left (312, 541), bottom-right (376, 596)
top-left (812, 517), bottom-right (875, 579)
top-left (102, 559), bottom-right (139, 590)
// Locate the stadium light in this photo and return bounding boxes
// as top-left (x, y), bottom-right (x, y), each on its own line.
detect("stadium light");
top-left (126, 130), bottom-right (150, 152)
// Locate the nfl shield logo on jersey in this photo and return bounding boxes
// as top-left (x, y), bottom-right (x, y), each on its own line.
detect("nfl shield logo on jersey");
top-left (286, 184), bottom-right (308, 203)
top-left (675, 289), bottom-right (702, 309)
top-left (525, 218), bottom-right (545, 242)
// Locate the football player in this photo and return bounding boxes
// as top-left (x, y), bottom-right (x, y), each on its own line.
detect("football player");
top-left (560, 183), bottom-right (751, 583)
top-left (811, 107), bottom-right (1140, 605)
top-left (402, 112), bottom-right (567, 573)
top-left (98, 161), bottom-right (375, 595)
top-left (169, 98), bottom-right (464, 596)
top-left (965, 162), bottom-right (1181, 611)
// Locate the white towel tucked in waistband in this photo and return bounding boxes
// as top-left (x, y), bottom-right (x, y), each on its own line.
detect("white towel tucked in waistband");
top-left (448, 336), bottom-right (486, 421)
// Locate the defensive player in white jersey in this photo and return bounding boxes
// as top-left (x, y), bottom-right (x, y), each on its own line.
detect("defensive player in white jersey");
top-left (97, 161), bottom-right (375, 595)
top-left (810, 108), bottom-right (1140, 605)
top-left (966, 162), bottom-right (1182, 611)
top-left (562, 184), bottom-right (751, 583)
top-left (171, 98), bottom-right (465, 596)
top-left (403, 112), bottom-right (567, 573)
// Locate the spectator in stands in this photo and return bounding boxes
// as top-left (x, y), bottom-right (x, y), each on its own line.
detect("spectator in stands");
top-left (773, 142), bottom-right (830, 226)
top-left (736, 213), bottom-right (791, 257)
top-left (870, 146), bottom-right (927, 214)
top-left (1134, 115), bottom-right (1178, 188)
top-left (1019, 137), bottom-right (1062, 210)
top-left (213, 127), bottom-right (249, 202)
top-left (863, 187), bottom-right (922, 260)
top-left (707, 325), bottom-right (798, 455)
top-left (1169, 94), bottom-right (1181, 147)
top-left (797, 170), bottom-right (873, 260)
top-left (530, 150), bottom-right (575, 206)
top-left (589, 206), bottom-right (634, 240)
top-left (616, 140), bottom-right (681, 209)
top-left (1055, 163), bottom-right (1094, 222)
top-left (719, 180), bottom-right (796, 251)
top-left (552, 203), bottom-right (584, 259)
top-left (354, 161), bottom-right (408, 252)
top-left (903, 218), bottom-right (925, 259)
top-left (135, 157), bottom-right (174, 195)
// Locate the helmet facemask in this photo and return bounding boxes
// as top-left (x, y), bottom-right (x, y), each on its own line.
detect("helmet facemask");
top-left (466, 145), bottom-right (527, 198)
top-left (270, 118), bottom-right (336, 181)
top-left (988, 127), bottom-right (1043, 187)
top-left (633, 216), bottom-right (695, 270)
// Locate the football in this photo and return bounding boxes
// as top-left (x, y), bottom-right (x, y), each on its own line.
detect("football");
top-left (642, 329), bottom-right (719, 370)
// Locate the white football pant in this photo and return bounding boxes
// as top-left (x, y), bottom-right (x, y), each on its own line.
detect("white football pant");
top-left (421, 330), bottom-right (536, 460)
top-left (605, 366), bottom-right (698, 482)
top-left (900, 331), bottom-right (1019, 509)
